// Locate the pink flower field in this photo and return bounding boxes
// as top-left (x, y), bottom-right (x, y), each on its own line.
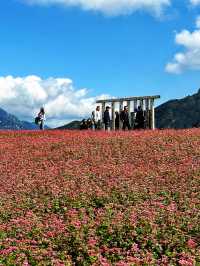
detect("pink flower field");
top-left (0, 129), bottom-right (200, 265)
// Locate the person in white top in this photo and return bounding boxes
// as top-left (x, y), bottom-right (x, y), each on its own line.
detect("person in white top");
top-left (94, 106), bottom-right (101, 130)
top-left (91, 111), bottom-right (96, 130)
top-left (38, 107), bottom-right (46, 130)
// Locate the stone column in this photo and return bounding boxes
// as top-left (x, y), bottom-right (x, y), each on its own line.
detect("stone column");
top-left (134, 99), bottom-right (138, 111)
top-left (150, 99), bottom-right (155, 130)
top-left (102, 102), bottom-right (106, 130)
top-left (127, 100), bottom-right (131, 113)
top-left (127, 100), bottom-right (131, 127)
top-left (112, 101), bottom-right (115, 130)
top-left (147, 99), bottom-right (151, 129)
top-left (145, 99), bottom-right (149, 129)
top-left (119, 101), bottom-right (123, 129)
top-left (145, 99), bottom-right (149, 111)
top-left (133, 99), bottom-right (138, 129)
top-left (141, 99), bottom-right (145, 110)
top-left (144, 99), bottom-right (150, 129)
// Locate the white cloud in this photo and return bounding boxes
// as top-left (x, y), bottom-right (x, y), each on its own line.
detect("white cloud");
top-left (24, 0), bottom-right (171, 16)
top-left (0, 75), bottom-right (107, 127)
top-left (165, 16), bottom-right (200, 74)
top-left (190, 0), bottom-right (200, 6)
top-left (196, 15), bottom-right (200, 28)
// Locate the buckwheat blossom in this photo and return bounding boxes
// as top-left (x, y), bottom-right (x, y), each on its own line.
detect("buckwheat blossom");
top-left (22, 259), bottom-right (30, 266)
top-left (0, 129), bottom-right (200, 264)
top-left (187, 239), bottom-right (197, 249)
top-left (179, 258), bottom-right (194, 266)
top-left (0, 246), bottom-right (17, 255)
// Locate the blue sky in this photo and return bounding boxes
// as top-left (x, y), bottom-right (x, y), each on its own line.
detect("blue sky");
top-left (1, 0), bottom-right (200, 126)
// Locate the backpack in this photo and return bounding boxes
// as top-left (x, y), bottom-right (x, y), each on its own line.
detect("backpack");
top-left (35, 116), bottom-right (40, 125)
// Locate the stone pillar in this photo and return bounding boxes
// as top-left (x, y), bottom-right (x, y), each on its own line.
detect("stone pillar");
top-left (150, 99), bottom-right (155, 130)
top-left (102, 102), bottom-right (106, 130)
top-left (127, 100), bottom-right (131, 127)
top-left (134, 99), bottom-right (138, 111)
top-left (127, 100), bottom-right (131, 113)
top-left (112, 101), bottom-right (115, 130)
top-left (141, 99), bottom-right (145, 110)
top-left (147, 99), bottom-right (151, 130)
top-left (133, 99), bottom-right (138, 129)
top-left (145, 99), bottom-right (149, 111)
top-left (145, 99), bottom-right (149, 129)
top-left (119, 101), bottom-right (123, 129)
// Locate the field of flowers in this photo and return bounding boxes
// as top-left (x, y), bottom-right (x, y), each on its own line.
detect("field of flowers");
top-left (0, 129), bottom-right (200, 265)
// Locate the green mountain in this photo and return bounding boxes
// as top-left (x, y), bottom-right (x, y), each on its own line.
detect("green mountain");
top-left (56, 120), bottom-right (81, 130)
top-left (155, 89), bottom-right (200, 129)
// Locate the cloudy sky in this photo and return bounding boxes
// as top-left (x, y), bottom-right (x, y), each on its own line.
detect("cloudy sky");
top-left (1, 0), bottom-right (200, 127)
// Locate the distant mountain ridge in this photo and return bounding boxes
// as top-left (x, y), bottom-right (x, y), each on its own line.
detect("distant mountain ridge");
top-left (56, 120), bottom-right (81, 130)
top-left (0, 107), bottom-right (39, 130)
top-left (155, 89), bottom-right (200, 129)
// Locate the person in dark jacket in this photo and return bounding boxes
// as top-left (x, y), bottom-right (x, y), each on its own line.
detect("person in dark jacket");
top-left (115, 111), bottom-right (120, 130)
top-left (104, 106), bottom-right (111, 131)
top-left (135, 106), bottom-right (145, 129)
top-left (120, 106), bottom-right (131, 130)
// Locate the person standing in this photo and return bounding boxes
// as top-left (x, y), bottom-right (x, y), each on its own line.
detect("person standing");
top-left (135, 106), bottom-right (145, 129)
top-left (37, 107), bottom-right (46, 130)
top-left (91, 111), bottom-right (96, 130)
top-left (104, 106), bottom-right (111, 131)
top-left (94, 106), bottom-right (101, 130)
top-left (115, 111), bottom-right (120, 130)
top-left (133, 107), bottom-right (138, 129)
top-left (120, 106), bottom-right (131, 130)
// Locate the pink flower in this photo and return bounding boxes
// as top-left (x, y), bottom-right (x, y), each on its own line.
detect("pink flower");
top-left (187, 239), bottom-right (197, 249)
top-left (179, 259), bottom-right (194, 266)
top-left (167, 202), bottom-right (177, 212)
top-left (0, 246), bottom-right (17, 255)
top-left (116, 261), bottom-right (129, 266)
top-left (23, 259), bottom-right (30, 266)
top-left (131, 243), bottom-right (139, 253)
top-left (88, 237), bottom-right (97, 247)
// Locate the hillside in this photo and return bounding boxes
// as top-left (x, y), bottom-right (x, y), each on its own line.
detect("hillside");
top-left (55, 120), bottom-right (81, 130)
top-left (155, 89), bottom-right (200, 129)
top-left (0, 107), bottom-right (39, 130)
